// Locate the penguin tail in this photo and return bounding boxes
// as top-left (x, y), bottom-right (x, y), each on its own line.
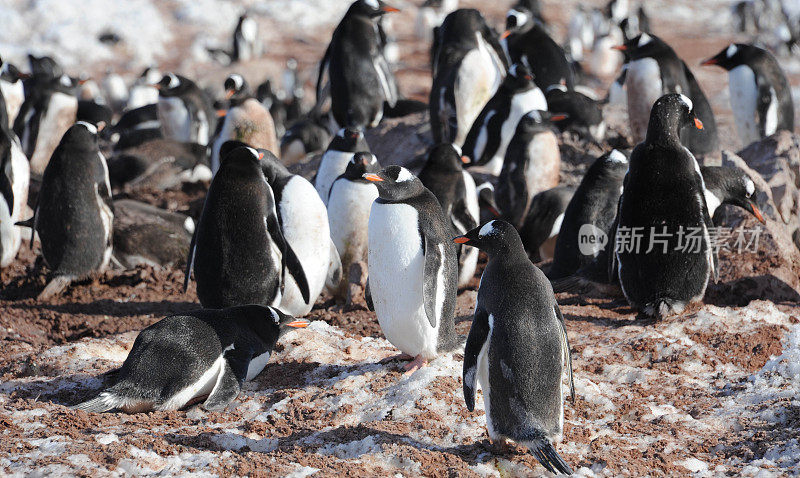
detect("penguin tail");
top-left (72, 391), bottom-right (122, 413)
top-left (527, 439), bottom-right (573, 476)
top-left (38, 275), bottom-right (75, 301)
top-left (550, 275), bottom-right (584, 294)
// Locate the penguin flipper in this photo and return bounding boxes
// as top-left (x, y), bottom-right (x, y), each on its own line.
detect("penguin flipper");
top-left (422, 233), bottom-right (444, 328)
top-left (38, 275), bottom-right (75, 301)
top-left (365, 277), bottom-right (374, 311)
top-left (72, 391), bottom-right (124, 413)
top-left (203, 362), bottom-right (243, 411)
top-left (554, 304), bottom-right (576, 402)
top-left (315, 43), bottom-right (332, 108)
top-left (183, 228), bottom-right (197, 292)
top-left (463, 307), bottom-right (490, 412)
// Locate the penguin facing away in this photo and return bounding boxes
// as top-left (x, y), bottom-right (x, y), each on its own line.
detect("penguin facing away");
top-left (0, 58), bottom-right (27, 128)
top-left (74, 305), bottom-right (309, 413)
top-left (185, 146), bottom-right (309, 309)
top-left (314, 127), bottom-right (371, 205)
top-left (455, 220), bottom-right (574, 475)
top-left (0, 126), bottom-right (29, 267)
top-left (364, 166), bottom-right (460, 374)
top-left (701, 43), bottom-right (794, 147)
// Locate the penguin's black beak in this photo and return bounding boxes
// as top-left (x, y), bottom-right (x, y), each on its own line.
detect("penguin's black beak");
top-left (363, 173), bottom-right (384, 182)
top-left (748, 201), bottom-right (766, 224)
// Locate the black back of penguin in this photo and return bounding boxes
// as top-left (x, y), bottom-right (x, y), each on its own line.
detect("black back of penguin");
top-left (517, 185), bottom-right (574, 262)
top-left (418, 143), bottom-right (473, 228)
top-left (503, 17), bottom-right (574, 91)
top-left (545, 85), bottom-right (605, 140)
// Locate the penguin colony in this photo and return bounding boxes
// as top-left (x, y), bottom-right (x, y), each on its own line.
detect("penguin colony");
top-left (0, 0), bottom-right (796, 474)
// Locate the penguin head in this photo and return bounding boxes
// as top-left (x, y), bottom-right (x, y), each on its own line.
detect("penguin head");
top-left (0, 59), bottom-right (28, 83)
top-left (476, 181), bottom-right (502, 218)
top-left (363, 165), bottom-right (424, 201)
top-left (224, 74), bottom-right (250, 102)
top-left (505, 63), bottom-right (535, 89)
top-left (453, 220), bottom-right (525, 256)
top-left (350, 0), bottom-right (400, 18)
top-left (241, 305), bottom-right (309, 344)
top-left (154, 73), bottom-right (185, 96)
top-left (515, 110), bottom-right (567, 135)
top-left (258, 148), bottom-right (292, 184)
top-left (28, 54), bottom-right (63, 81)
top-left (219, 143), bottom-right (265, 169)
top-left (646, 93), bottom-right (703, 142)
top-left (61, 121), bottom-right (101, 151)
top-left (612, 32), bottom-right (667, 61)
top-left (598, 149), bottom-right (630, 170)
top-left (700, 43), bottom-right (756, 71)
top-left (269, 307), bottom-right (310, 334)
top-left (504, 7), bottom-right (534, 36)
top-left (702, 166), bottom-right (765, 224)
top-left (343, 152), bottom-right (380, 180)
top-left (426, 143), bottom-right (469, 172)
top-left (139, 66), bottom-right (161, 85)
top-left (328, 127), bottom-right (369, 153)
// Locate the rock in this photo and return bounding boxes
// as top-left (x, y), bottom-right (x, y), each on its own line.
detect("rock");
top-left (364, 112), bottom-right (433, 173)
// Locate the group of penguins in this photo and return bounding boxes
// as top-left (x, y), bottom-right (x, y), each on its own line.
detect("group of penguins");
top-left (0, 0), bottom-right (796, 474)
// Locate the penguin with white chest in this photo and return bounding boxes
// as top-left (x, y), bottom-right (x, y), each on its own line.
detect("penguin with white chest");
top-left (701, 43), bottom-right (794, 147)
top-left (232, 13), bottom-right (261, 63)
top-left (0, 58), bottom-right (27, 129)
top-left (23, 122), bottom-right (113, 299)
top-left (314, 127), bottom-right (370, 206)
top-left (155, 73), bottom-right (216, 146)
top-left (455, 220), bottom-right (574, 475)
top-left (461, 63), bottom-right (547, 176)
top-left (429, 8), bottom-right (506, 146)
top-left (418, 143), bottom-right (480, 287)
top-left (365, 166), bottom-right (460, 374)
top-left (0, 126), bottom-right (29, 267)
top-left (185, 146), bottom-right (309, 309)
top-left (74, 305), bottom-right (309, 413)
top-left (327, 152), bottom-right (380, 300)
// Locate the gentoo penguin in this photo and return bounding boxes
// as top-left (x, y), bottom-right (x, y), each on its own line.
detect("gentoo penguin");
top-left (455, 220), bottom-right (574, 475)
top-left (257, 79), bottom-right (288, 138)
top-left (102, 70), bottom-right (129, 113)
top-left (74, 305), bottom-right (309, 413)
top-left (185, 146), bottom-right (309, 309)
top-left (614, 33), bottom-right (719, 156)
top-left (112, 199), bottom-right (194, 269)
top-left (108, 139), bottom-right (211, 190)
top-left (256, 145), bottom-right (342, 317)
top-left (548, 150), bottom-right (628, 280)
top-left (496, 110), bottom-right (562, 228)
top-left (475, 180), bottom-right (502, 223)
top-left (316, 0), bottom-right (399, 130)
top-left (502, 13), bottom-right (575, 91)
top-left (24, 122), bottom-right (113, 299)
top-left (701, 166), bottom-right (766, 224)
top-left (0, 126), bottom-right (29, 267)
top-left (0, 58), bottom-right (27, 128)
top-left (415, 0), bottom-right (459, 41)
top-left (418, 143), bottom-right (480, 287)
top-left (701, 43), bottom-right (794, 147)
top-left (221, 74), bottom-right (251, 108)
top-left (462, 63), bottom-right (547, 176)
top-left (614, 94), bottom-right (716, 318)
top-left (365, 166), bottom-right (459, 373)
top-left (155, 73), bottom-right (216, 145)
top-left (314, 127), bottom-right (370, 205)
top-left (279, 118), bottom-right (331, 165)
top-left (327, 152), bottom-right (380, 299)
top-left (111, 104), bottom-right (162, 149)
top-left (429, 8), bottom-right (506, 145)
top-left (545, 84), bottom-right (605, 140)
top-left (231, 13), bottom-right (261, 63)
top-left (518, 186), bottom-right (575, 262)
top-left (127, 67), bottom-right (161, 110)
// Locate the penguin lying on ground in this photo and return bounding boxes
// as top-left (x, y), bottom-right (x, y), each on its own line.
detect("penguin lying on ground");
top-left (280, 117), bottom-right (332, 165)
top-left (315, 127), bottom-right (370, 205)
top-left (365, 166), bottom-right (460, 374)
top-left (108, 139), bottom-right (211, 190)
top-left (0, 125), bottom-right (29, 267)
top-left (517, 186), bottom-right (575, 263)
top-left (127, 66), bottom-right (161, 110)
top-left (74, 305), bottom-right (309, 413)
top-left (455, 220), bottom-right (574, 475)
top-left (112, 199), bottom-right (194, 269)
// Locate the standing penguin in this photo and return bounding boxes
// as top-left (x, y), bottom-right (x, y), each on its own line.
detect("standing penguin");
top-left (232, 13), bottom-right (261, 63)
top-left (0, 58), bottom-right (27, 129)
top-left (316, 0), bottom-right (400, 130)
top-left (185, 146), bottom-right (309, 309)
top-left (418, 143), bottom-right (480, 287)
top-left (518, 186), bottom-right (575, 262)
top-left (701, 43), bottom-right (794, 147)
top-left (502, 12), bottom-right (575, 91)
top-left (327, 152), bottom-right (380, 299)
top-left (127, 66), bottom-right (161, 110)
top-left (614, 94), bottom-right (716, 318)
top-left (455, 220), bottom-right (574, 475)
top-left (429, 8), bottom-right (506, 145)
top-left (0, 126), bottom-right (29, 267)
top-left (365, 166), bottom-right (460, 373)
top-left (496, 110), bottom-right (562, 228)
top-left (74, 305), bottom-right (309, 413)
top-left (461, 63), bottom-right (547, 175)
top-left (155, 73), bottom-right (216, 146)
top-left (25, 122), bottom-right (113, 299)
top-left (314, 127), bottom-right (370, 205)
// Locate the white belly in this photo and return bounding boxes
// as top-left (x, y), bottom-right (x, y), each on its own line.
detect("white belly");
top-left (246, 350), bottom-right (271, 381)
top-left (278, 177), bottom-right (331, 316)
top-left (328, 179), bottom-right (378, 272)
top-left (729, 64), bottom-right (760, 147)
top-left (160, 350), bottom-right (229, 411)
top-left (477, 314), bottom-right (495, 439)
top-left (1, 80), bottom-right (24, 125)
top-left (196, 109), bottom-right (209, 145)
top-left (456, 171), bottom-right (479, 287)
top-left (211, 114), bottom-right (233, 174)
top-left (30, 92), bottom-right (77, 174)
top-left (315, 150), bottom-right (354, 206)
top-left (626, 58), bottom-right (663, 143)
top-left (127, 86), bottom-right (159, 110)
top-left (524, 132), bottom-right (560, 215)
top-left (95, 153), bottom-right (114, 271)
top-left (454, 34), bottom-right (505, 146)
top-left (0, 194), bottom-right (18, 267)
top-left (8, 141), bottom-right (29, 264)
top-left (158, 97), bottom-right (191, 142)
top-left (368, 202), bottom-right (438, 358)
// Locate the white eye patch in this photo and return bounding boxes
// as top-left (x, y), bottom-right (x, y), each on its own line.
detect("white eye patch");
top-left (76, 121), bottom-right (97, 134)
top-left (678, 94), bottom-right (693, 111)
top-left (229, 74), bottom-right (244, 90)
top-left (269, 307), bottom-right (280, 324)
top-left (479, 221), bottom-right (496, 236)
top-left (365, 0), bottom-right (379, 9)
top-left (451, 143), bottom-right (462, 156)
top-left (608, 149), bottom-right (628, 163)
top-left (507, 9), bottom-right (528, 27)
top-left (396, 167), bottom-right (414, 182)
top-left (726, 44), bottom-right (738, 58)
top-left (637, 33), bottom-right (652, 47)
top-left (246, 146), bottom-right (259, 158)
top-left (745, 178), bottom-right (755, 197)
top-left (526, 110), bottom-right (542, 122)
top-left (168, 73), bottom-right (179, 88)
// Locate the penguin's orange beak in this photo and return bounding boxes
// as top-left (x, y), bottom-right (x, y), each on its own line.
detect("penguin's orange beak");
top-left (286, 319), bottom-right (309, 328)
top-left (453, 236), bottom-right (470, 244)
top-left (225, 89), bottom-right (235, 99)
top-left (611, 44), bottom-right (627, 51)
top-left (694, 118), bottom-right (704, 130)
top-left (258, 152), bottom-right (265, 160)
top-left (461, 156), bottom-right (470, 164)
top-left (381, 5), bottom-right (400, 12)
top-left (749, 201), bottom-right (766, 224)
top-left (700, 58), bottom-right (717, 66)
top-left (216, 109), bottom-right (227, 117)
top-left (151, 83), bottom-right (161, 90)
top-left (551, 114), bottom-right (569, 122)
top-left (500, 30), bottom-right (511, 40)
top-left (96, 121), bottom-right (106, 132)
top-left (364, 173), bottom-right (384, 182)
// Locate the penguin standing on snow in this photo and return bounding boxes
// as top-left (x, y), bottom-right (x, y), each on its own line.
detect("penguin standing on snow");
top-left (614, 94), bottom-right (716, 318)
top-left (316, 0), bottom-right (400, 130)
top-left (155, 73), bottom-right (216, 146)
top-left (327, 152), bottom-right (380, 299)
top-left (314, 127), bottom-right (370, 205)
top-left (0, 126), bottom-right (29, 267)
top-left (24, 122), bottom-right (113, 299)
top-left (0, 58), bottom-right (27, 128)
top-left (461, 63), bottom-right (547, 176)
top-left (701, 166), bottom-right (766, 224)
top-left (701, 43), bottom-right (794, 147)
top-left (496, 110), bottom-right (562, 229)
top-left (232, 13), bottom-right (261, 63)
top-left (429, 8), bottom-right (506, 146)
top-left (185, 146), bottom-right (309, 309)
top-left (502, 11), bottom-right (575, 91)
top-left (455, 220), bottom-right (574, 476)
top-left (74, 305), bottom-right (309, 413)
top-left (418, 143), bottom-right (480, 287)
top-left (365, 166), bottom-right (459, 374)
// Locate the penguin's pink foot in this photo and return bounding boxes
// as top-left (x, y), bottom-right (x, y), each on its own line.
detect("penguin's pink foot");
top-left (402, 355), bottom-right (428, 375)
top-left (379, 353), bottom-right (414, 364)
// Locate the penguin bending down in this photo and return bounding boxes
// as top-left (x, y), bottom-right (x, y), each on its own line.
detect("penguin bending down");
top-left (185, 146), bottom-right (309, 309)
top-left (545, 84), bottom-right (605, 141)
top-left (429, 8), bottom-right (506, 145)
top-left (280, 118), bottom-right (332, 166)
top-left (462, 63), bottom-right (547, 176)
top-left (327, 152), bottom-right (380, 300)
top-left (496, 110), bottom-right (562, 229)
top-left (614, 94), bottom-right (716, 318)
top-left (127, 67), bottom-right (161, 110)
top-left (0, 127), bottom-right (29, 267)
top-left (155, 73), bottom-right (216, 146)
top-left (314, 127), bottom-right (370, 205)
top-left (455, 220), bottom-right (574, 476)
top-left (517, 186), bottom-right (575, 262)
top-left (700, 166), bottom-right (766, 224)
top-left (24, 122), bottom-right (113, 299)
top-left (701, 43), bottom-right (794, 147)
top-left (74, 305), bottom-right (309, 413)
top-left (365, 166), bottom-right (460, 374)
top-left (418, 143), bottom-right (480, 287)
